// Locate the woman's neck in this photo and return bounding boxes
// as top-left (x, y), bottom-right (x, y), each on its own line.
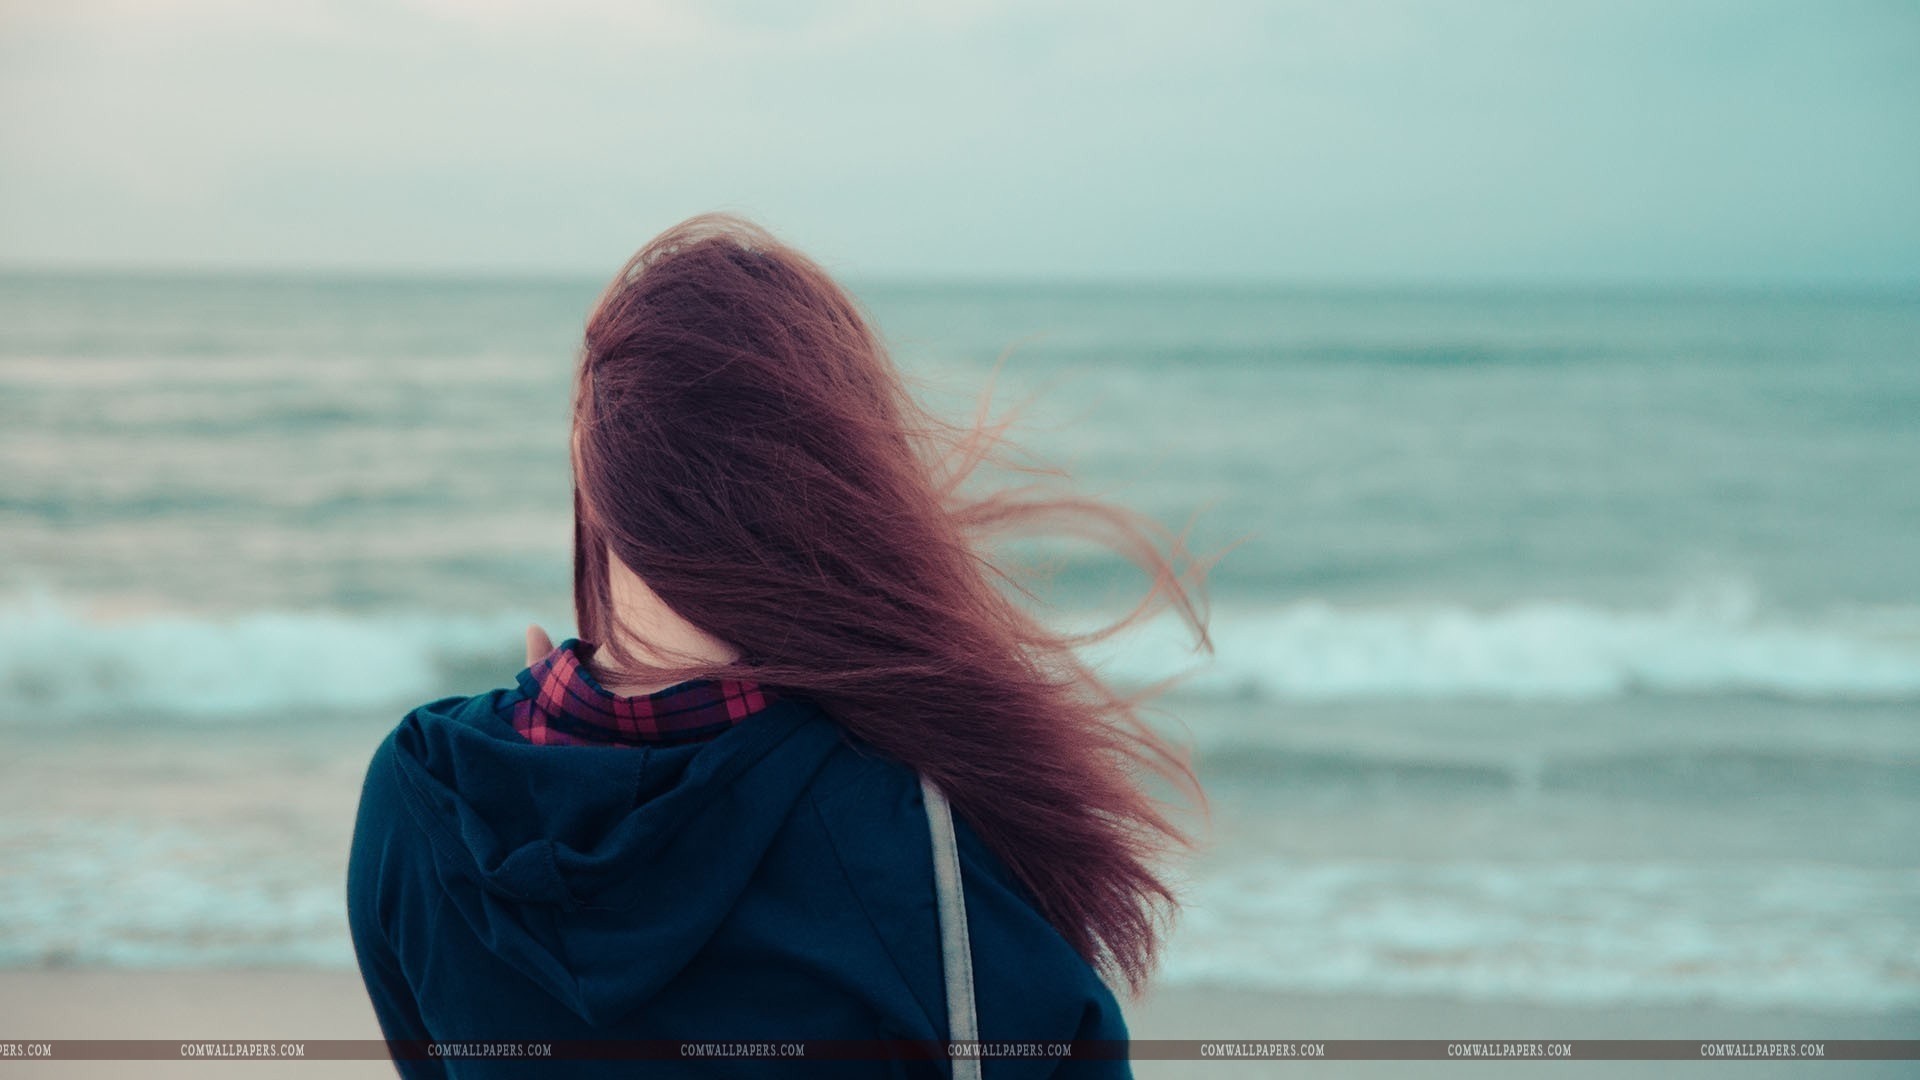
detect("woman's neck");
top-left (595, 550), bottom-right (742, 696)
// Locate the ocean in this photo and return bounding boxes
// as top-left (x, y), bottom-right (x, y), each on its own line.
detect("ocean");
top-left (1, 273), bottom-right (1915, 1014)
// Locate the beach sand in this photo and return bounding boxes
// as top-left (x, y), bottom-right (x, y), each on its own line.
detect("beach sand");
top-left (0, 971), bottom-right (1911, 1078)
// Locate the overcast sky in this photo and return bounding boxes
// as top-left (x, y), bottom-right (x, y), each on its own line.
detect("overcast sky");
top-left (1, 0), bottom-right (1915, 283)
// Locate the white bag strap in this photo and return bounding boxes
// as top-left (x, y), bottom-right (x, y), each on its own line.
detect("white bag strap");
top-left (920, 774), bottom-right (982, 1080)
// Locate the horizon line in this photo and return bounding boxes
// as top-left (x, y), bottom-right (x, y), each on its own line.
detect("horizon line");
top-left (1, 260), bottom-right (1916, 297)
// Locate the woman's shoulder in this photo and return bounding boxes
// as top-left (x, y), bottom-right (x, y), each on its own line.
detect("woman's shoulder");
top-left (347, 687), bottom-right (530, 857)
top-left (801, 729), bottom-right (1129, 1043)
top-left (362, 685), bottom-right (533, 775)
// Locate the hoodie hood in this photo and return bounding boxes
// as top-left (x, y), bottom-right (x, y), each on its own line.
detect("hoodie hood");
top-left (382, 678), bottom-right (847, 1026)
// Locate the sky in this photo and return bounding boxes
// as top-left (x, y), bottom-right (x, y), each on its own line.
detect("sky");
top-left (1, 0), bottom-right (1916, 284)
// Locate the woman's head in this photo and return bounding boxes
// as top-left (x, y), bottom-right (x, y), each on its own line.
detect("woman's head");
top-left (571, 213), bottom-right (1224, 996)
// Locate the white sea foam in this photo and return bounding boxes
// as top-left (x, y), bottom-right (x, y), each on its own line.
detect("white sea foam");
top-left (1162, 856), bottom-right (1920, 1012)
top-left (0, 589), bottom-right (540, 721)
top-left (0, 818), bottom-right (350, 970)
top-left (1084, 582), bottom-right (1920, 703)
top-left (3, 582), bottom-right (1919, 722)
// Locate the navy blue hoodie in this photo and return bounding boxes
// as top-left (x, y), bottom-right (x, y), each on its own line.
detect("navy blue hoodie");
top-left (346, 667), bottom-right (1134, 1077)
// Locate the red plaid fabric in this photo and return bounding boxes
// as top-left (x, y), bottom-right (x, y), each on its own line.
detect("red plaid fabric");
top-left (511, 638), bottom-right (775, 747)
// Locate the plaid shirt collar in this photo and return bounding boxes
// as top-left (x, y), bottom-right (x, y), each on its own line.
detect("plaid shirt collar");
top-left (511, 638), bottom-right (776, 748)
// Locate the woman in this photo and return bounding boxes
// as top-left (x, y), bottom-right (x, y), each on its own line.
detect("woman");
top-left (346, 214), bottom-right (1218, 1077)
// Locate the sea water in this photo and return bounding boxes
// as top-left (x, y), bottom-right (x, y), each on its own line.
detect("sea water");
top-left (0, 273), bottom-right (1915, 1012)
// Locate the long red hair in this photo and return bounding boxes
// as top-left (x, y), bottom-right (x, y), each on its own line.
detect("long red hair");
top-left (571, 214), bottom-right (1226, 996)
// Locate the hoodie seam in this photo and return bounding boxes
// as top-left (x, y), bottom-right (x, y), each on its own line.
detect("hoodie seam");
top-left (386, 726), bottom-right (464, 870)
top-left (386, 716), bottom-right (576, 910)
top-left (629, 749), bottom-right (653, 808)
top-left (808, 788), bottom-right (945, 1039)
top-left (541, 839), bottom-right (581, 911)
